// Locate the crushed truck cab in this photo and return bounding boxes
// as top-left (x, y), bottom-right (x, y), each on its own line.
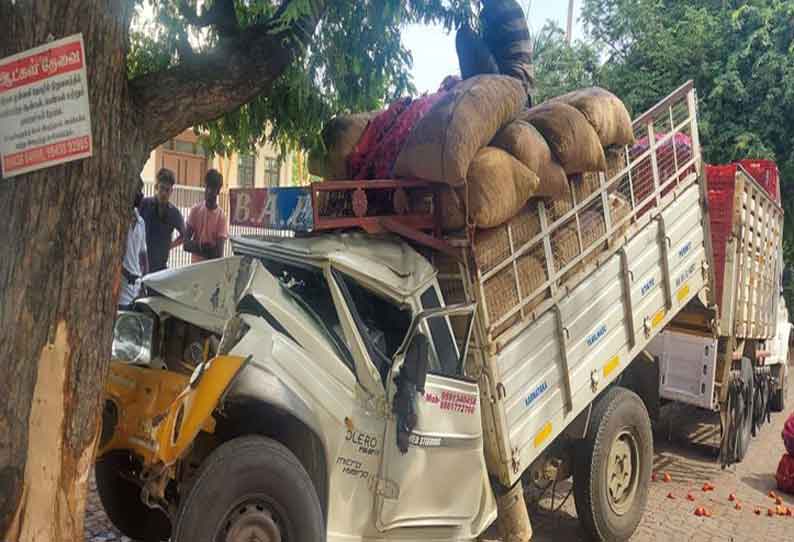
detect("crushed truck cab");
top-left (98, 81), bottom-right (714, 542)
top-left (99, 236), bottom-right (497, 541)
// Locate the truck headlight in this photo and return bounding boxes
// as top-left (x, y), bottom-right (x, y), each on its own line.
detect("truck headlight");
top-left (111, 311), bottom-right (155, 365)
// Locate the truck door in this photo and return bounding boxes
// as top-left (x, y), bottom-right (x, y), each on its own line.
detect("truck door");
top-left (376, 285), bottom-right (491, 531)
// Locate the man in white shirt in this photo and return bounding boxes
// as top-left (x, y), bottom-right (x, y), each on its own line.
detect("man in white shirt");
top-left (119, 179), bottom-right (148, 310)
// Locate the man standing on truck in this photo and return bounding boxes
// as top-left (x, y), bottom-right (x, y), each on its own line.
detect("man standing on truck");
top-left (455, 0), bottom-right (535, 102)
top-left (139, 168), bottom-right (186, 272)
top-left (184, 169), bottom-right (228, 263)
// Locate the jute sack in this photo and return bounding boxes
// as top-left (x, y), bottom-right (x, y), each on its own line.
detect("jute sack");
top-left (466, 147), bottom-right (540, 229)
top-left (438, 186), bottom-right (467, 232)
top-left (308, 112), bottom-right (377, 179)
top-left (517, 253), bottom-right (548, 314)
top-left (491, 120), bottom-right (569, 198)
top-left (571, 146), bottom-right (629, 203)
top-left (523, 102), bottom-right (607, 175)
top-left (394, 75), bottom-right (526, 186)
top-left (609, 192), bottom-right (632, 242)
top-left (554, 87), bottom-right (635, 147)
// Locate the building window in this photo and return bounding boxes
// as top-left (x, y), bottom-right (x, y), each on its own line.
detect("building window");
top-left (238, 154), bottom-right (255, 188)
top-left (264, 157), bottom-right (280, 187)
top-left (165, 138), bottom-right (208, 158)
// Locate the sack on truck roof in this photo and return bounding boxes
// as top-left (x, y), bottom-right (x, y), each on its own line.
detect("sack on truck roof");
top-left (393, 74), bottom-right (526, 186)
top-left (309, 112), bottom-right (378, 179)
top-left (523, 102), bottom-right (607, 175)
top-left (552, 87), bottom-right (635, 147)
top-left (491, 120), bottom-right (568, 198)
top-left (437, 186), bottom-right (467, 232)
top-left (465, 147), bottom-right (540, 229)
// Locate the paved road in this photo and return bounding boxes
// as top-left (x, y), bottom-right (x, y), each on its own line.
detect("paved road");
top-left (85, 374), bottom-right (793, 542)
top-left (527, 380), bottom-right (794, 542)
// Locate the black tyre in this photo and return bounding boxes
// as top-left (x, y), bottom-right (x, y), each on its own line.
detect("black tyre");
top-left (94, 451), bottom-right (171, 542)
top-left (573, 387), bottom-right (653, 542)
top-left (173, 435), bottom-right (324, 542)
top-left (770, 368), bottom-right (787, 413)
top-left (736, 357), bottom-right (754, 460)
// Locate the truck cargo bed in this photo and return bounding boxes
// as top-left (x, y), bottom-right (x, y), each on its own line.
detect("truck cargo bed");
top-left (439, 81), bottom-right (709, 486)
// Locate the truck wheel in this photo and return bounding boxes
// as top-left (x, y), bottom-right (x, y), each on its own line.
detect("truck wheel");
top-left (770, 368), bottom-right (787, 413)
top-left (736, 357), bottom-right (754, 460)
top-left (173, 435), bottom-right (324, 542)
top-left (94, 451), bottom-right (171, 541)
top-left (573, 387), bottom-right (652, 542)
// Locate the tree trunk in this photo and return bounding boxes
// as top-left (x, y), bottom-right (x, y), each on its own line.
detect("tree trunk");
top-left (0, 0), bottom-right (323, 539)
top-left (0, 1), bottom-right (146, 540)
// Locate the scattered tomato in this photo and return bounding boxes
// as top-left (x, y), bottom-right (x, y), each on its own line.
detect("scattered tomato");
top-left (667, 492), bottom-right (676, 500)
top-left (735, 502), bottom-right (742, 510)
top-left (729, 493), bottom-right (737, 502)
top-left (651, 472), bottom-right (657, 482)
top-left (687, 493), bottom-right (696, 502)
top-left (703, 508), bottom-right (712, 518)
top-left (755, 508), bottom-right (762, 515)
top-left (768, 508), bottom-right (776, 517)
top-left (694, 507), bottom-right (704, 517)
top-left (663, 472), bottom-right (672, 482)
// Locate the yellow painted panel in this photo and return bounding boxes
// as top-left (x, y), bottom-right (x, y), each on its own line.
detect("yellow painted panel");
top-left (652, 309), bottom-right (666, 328)
top-left (155, 355), bottom-right (248, 465)
top-left (100, 363), bottom-right (189, 464)
top-left (676, 283), bottom-right (690, 303)
top-left (603, 355), bottom-right (620, 377)
top-left (533, 422), bottom-right (552, 448)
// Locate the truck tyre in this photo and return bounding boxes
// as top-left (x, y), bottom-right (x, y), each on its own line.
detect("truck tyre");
top-left (770, 368), bottom-right (787, 413)
top-left (173, 435), bottom-right (325, 542)
top-left (94, 451), bottom-right (171, 542)
top-left (573, 387), bottom-right (652, 542)
top-left (737, 357), bottom-right (754, 460)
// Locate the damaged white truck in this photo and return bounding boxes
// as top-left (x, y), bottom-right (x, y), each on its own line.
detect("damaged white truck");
top-left (98, 82), bottom-right (728, 541)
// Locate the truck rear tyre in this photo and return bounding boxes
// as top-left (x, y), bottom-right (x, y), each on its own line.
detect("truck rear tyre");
top-left (770, 369), bottom-right (787, 413)
top-left (737, 357), bottom-right (754, 460)
top-left (573, 387), bottom-right (652, 542)
top-left (173, 435), bottom-right (325, 542)
top-left (94, 451), bottom-right (171, 542)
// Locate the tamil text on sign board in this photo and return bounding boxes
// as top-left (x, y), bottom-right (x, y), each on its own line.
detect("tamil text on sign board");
top-left (230, 187), bottom-right (314, 232)
top-left (0, 34), bottom-right (92, 178)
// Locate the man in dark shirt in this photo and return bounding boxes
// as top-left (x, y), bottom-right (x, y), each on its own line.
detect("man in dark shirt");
top-left (139, 168), bottom-right (185, 272)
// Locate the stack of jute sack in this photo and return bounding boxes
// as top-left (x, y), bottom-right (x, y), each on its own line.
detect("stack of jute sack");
top-left (309, 74), bottom-right (634, 230)
top-left (309, 75), bottom-right (636, 334)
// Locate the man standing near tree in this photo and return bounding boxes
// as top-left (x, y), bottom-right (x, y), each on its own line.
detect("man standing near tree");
top-left (185, 169), bottom-right (229, 263)
top-left (139, 168), bottom-right (186, 272)
top-left (118, 178), bottom-right (148, 310)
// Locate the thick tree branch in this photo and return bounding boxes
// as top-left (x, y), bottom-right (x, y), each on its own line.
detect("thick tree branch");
top-left (179, 0), bottom-right (240, 37)
top-left (130, 0), bottom-right (325, 149)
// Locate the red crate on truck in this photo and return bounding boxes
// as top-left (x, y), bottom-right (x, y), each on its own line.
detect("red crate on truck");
top-left (738, 159), bottom-right (780, 203)
top-left (705, 164), bottom-right (738, 309)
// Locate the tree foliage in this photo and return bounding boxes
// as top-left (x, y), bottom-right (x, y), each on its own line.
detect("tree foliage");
top-left (129, 0), bottom-right (471, 156)
top-left (530, 21), bottom-right (601, 103)
top-left (568, 0), bottom-right (794, 299)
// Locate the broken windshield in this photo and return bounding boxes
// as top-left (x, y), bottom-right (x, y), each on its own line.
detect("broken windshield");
top-left (255, 257), bottom-right (355, 372)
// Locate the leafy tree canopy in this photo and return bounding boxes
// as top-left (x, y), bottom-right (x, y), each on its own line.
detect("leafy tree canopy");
top-left (572, 0), bottom-right (794, 299)
top-left (129, 0), bottom-right (473, 156)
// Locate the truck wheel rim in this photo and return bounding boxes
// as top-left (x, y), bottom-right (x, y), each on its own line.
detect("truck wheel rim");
top-left (606, 429), bottom-right (640, 516)
top-left (217, 498), bottom-right (286, 542)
